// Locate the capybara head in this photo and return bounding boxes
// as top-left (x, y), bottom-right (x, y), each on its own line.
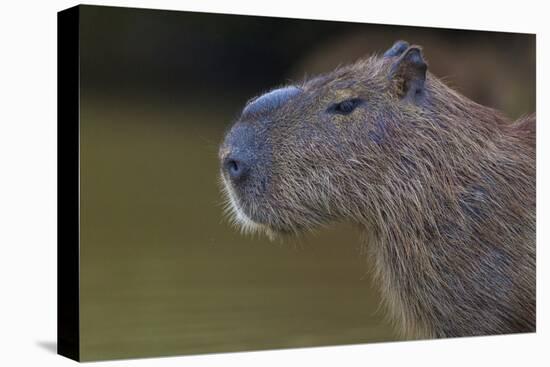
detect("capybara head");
top-left (219, 40), bottom-right (499, 237)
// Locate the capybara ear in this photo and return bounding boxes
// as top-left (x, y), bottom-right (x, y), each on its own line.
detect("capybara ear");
top-left (383, 40), bottom-right (410, 58)
top-left (388, 45), bottom-right (427, 103)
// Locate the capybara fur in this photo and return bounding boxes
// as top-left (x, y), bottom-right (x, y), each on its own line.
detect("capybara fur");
top-left (219, 41), bottom-right (536, 339)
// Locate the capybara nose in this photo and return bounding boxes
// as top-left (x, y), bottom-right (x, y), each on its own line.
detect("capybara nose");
top-left (223, 155), bottom-right (249, 182)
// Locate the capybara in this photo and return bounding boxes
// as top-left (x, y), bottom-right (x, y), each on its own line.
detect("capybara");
top-left (218, 40), bottom-right (536, 339)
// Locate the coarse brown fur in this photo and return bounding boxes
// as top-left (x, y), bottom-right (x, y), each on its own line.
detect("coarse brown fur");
top-left (219, 41), bottom-right (536, 339)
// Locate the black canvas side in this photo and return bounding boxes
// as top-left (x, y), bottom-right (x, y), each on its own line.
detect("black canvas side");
top-left (57, 5), bottom-right (80, 362)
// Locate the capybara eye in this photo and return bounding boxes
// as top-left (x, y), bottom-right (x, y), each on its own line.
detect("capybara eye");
top-left (326, 98), bottom-right (364, 115)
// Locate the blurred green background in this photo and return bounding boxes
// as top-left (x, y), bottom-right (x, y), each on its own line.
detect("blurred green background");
top-left (78, 5), bottom-right (535, 361)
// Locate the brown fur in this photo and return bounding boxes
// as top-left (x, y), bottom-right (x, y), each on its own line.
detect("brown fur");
top-left (219, 41), bottom-right (536, 339)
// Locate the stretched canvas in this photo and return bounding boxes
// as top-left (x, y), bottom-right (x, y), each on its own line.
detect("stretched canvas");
top-left (58, 4), bottom-right (536, 362)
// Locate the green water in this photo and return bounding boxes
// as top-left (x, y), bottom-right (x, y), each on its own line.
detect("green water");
top-left (78, 98), bottom-right (396, 361)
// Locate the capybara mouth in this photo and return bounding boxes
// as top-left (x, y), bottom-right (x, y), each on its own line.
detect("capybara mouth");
top-left (220, 174), bottom-right (277, 238)
top-left (220, 173), bottom-right (301, 239)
